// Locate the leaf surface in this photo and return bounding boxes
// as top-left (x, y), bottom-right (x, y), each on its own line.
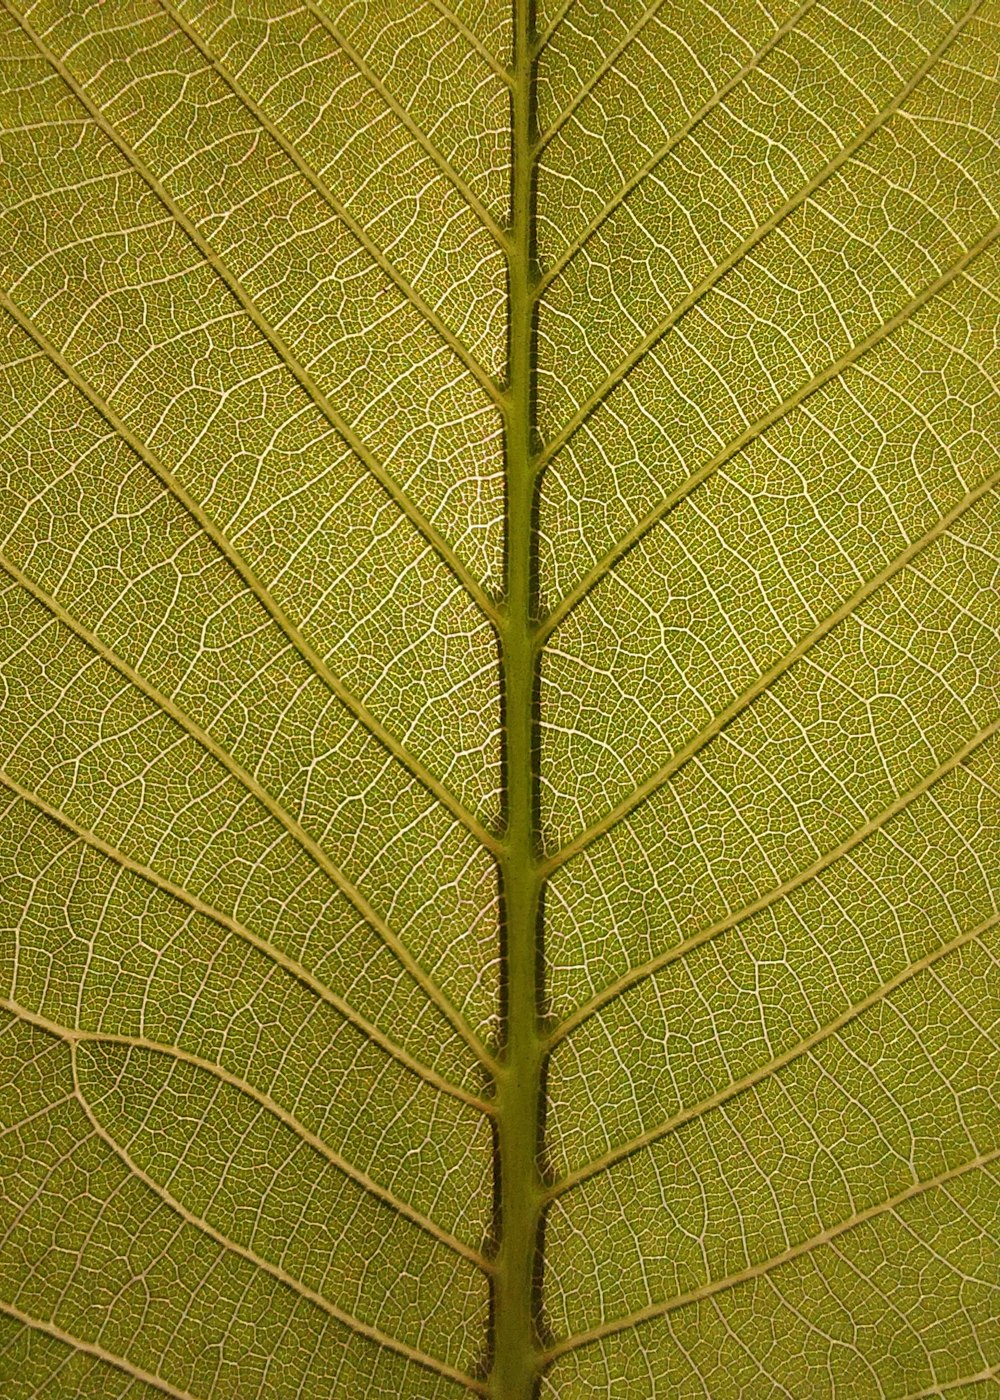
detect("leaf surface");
top-left (0, 1), bottom-right (997, 1397)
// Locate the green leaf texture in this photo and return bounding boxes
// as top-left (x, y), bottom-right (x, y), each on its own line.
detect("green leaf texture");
top-left (0, 1), bottom-right (997, 1396)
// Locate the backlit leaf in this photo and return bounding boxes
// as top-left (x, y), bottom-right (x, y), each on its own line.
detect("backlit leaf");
top-left (1, 1), bottom-right (997, 1396)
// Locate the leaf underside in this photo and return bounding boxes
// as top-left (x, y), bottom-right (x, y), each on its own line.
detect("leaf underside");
top-left (0, 1), bottom-right (997, 1397)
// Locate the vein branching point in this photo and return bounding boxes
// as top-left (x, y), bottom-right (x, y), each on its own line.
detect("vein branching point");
top-left (0, 2), bottom-right (996, 1397)
top-left (490, 4), bottom-right (545, 1396)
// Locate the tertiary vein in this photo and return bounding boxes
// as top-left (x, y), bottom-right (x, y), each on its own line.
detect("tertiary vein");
top-left (541, 466), bottom-right (999, 872)
top-left (534, 0), bottom-right (673, 152)
top-left (299, 0), bottom-right (509, 250)
top-left (158, 0), bottom-right (506, 408)
top-left (68, 1039), bottom-right (489, 1391)
top-left (533, 0), bottom-right (818, 291)
top-left (5, 0), bottom-right (502, 632)
top-left (0, 551), bottom-right (498, 1075)
top-left (0, 1298), bottom-right (204, 1400)
top-left (536, 0), bottom-right (981, 462)
top-left (428, 0), bottom-right (514, 88)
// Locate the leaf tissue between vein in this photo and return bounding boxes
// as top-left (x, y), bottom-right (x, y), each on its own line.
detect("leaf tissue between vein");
top-left (0, 2), bottom-right (996, 1398)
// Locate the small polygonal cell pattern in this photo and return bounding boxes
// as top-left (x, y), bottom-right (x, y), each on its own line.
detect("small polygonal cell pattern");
top-left (0, 0), bottom-right (997, 1397)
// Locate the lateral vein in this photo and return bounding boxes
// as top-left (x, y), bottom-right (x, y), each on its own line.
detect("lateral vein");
top-left (68, 1044), bottom-right (490, 1394)
top-left (0, 292), bottom-right (501, 859)
top-left (299, 0), bottom-right (509, 251)
top-left (534, 0), bottom-right (817, 291)
top-left (536, 1), bottom-right (982, 459)
top-left (548, 911), bottom-right (998, 1196)
top-left (532, 0), bottom-right (579, 59)
top-left (0, 769), bottom-right (493, 1115)
top-left (0, 995), bottom-right (491, 1269)
top-left (427, 0), bottom-right (515, 88)
top-left (4, 0), bottom-right (502, 631)
top-left (535, 0), bottom-right (667, 151)
top-left (0, 552), bottom-right (499, 1076)
top-left (898, 1364), bottom-right (1000, 1400)
top-left (157, 0), bottom-right (506, 406)
top-left (0, 1299), bottom-right (204, 1400)
top-left (541, 1148), bottom-right (1000, 1362)
top-left (536, 225), bottom-right (999, 644)
top-left (541, 466), bottom-right (999, 872)
top-left (546, 721), bottom-right (998, 1041)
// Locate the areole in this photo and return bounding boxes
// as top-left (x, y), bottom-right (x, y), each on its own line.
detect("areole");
top-left (0, 1), bottom-right (997, 1397)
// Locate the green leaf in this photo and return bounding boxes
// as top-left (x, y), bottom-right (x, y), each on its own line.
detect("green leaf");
top-left (0, 1), bottom-right (997, 1397)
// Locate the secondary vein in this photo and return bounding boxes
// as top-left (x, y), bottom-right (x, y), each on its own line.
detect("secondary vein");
top-left (534, 0), bottom-right (817, 291)
top-left (536, 1), bottom-right (982, 462)
top-left (5, 0), bottom-right (502, 632)
top-left (541, 465), bottom-right (999, 873)
top-left (299, 0), bottom-right (509, 251)
top-left (0, 768), bottom-right (493, 1115)
top-left (1, 995), bottom-right (491, 1269)
top-left (427, 0), bottom-right (515, 89)
top-left (548, 911), bottom-right (999, 1196)
top-left (541, 1148), bottom-right (1000, 1362)
top-left (536, 224), bottom-right (999, 644)
top-left (0, 551), bottom-right (499, 1076)
top-left (157, 0), bottom-right (507, 408)
top-left (0, 1299), bottom-right (205, 1400)
top-left (534, 0), bottom-right (674, 153)
top-left (545, 721), bottom-right (998, 1042)
top-left (68, 1044), bottom-right (489, 1394)
top-left (0, 290), bottom-right (502, 859)
top-left (531, 0), bottom-right (579, 59)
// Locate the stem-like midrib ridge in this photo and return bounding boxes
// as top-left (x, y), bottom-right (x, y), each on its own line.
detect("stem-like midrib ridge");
top-left (490, 2), bottom-right (546, 1396)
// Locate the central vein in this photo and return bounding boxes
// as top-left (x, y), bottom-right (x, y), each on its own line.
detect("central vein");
top-left (490, 2), bottom-right (544, 1396)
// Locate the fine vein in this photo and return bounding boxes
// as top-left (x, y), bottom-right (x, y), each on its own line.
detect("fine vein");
top-left (534, 0), bottom-right (670, 151)
top-left (532, 0), bottom-right (579, 58)
top-left (6, 0), bottom-right (502, 630)
top-left (300, 0), bottom-right (509, 250)
top-left (899, 1365), bottom-right (1000, 1400)
top-left (428, 0), bottom-right (515, 88)
top-left (534, 0), bottom-right (817, 292)
top-left (546, 721), bottom-right (998, 1042)
top-left (0, 768), bottom-right (492, 1114)
top-left (0, 290), bottom-right (501, 858)
top-left (542, 466), bottom-right (999, 872)
top-left (0, 551), bottom-right (498, 1075)
top-left (0, 1300), bottom-right (204, 1400)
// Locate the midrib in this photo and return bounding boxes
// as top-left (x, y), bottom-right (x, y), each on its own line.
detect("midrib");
top-left (490, 1), bottom-right (545, 1395)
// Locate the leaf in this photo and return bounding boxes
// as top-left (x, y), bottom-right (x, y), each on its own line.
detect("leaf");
top-left (0, 0), bottom-right (996, 1397)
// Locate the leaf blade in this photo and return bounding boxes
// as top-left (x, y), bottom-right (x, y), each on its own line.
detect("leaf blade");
top-left (2, 0), bottom-right (997, 1394)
